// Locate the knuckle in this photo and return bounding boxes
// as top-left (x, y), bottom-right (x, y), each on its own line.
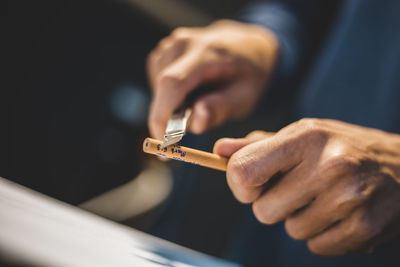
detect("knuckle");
top-left (284, 218), bottom-right (306, 240)
top-left (349, 213), bottom-right (381, 241)
top-left (308, 128), bottom-right (328, 144)
top-left (321, 155), bottom-right (361, 178)
top-left (171, 36), bottom-right (190, 48)
top-left (306, 129), bottom-right (328, 144)
top-left (286, 118), bottom-right (328, 145)
top-left (208, 44), bottom-right (229, 57)
top-left (307, 241), bottom-right (321, 255)
top-left (296, 118), bottom-right (321, 129)
top-left (156, 37), bottom-right (171, 51)
top-left (298, 118), bottom-right (326, 135)
top-left (307, 241), bottom-right (332, 256)
top-left (234, 193), bottom-right (254, 204)
top-left (227, 155), bottom-right (254, 188)
top-left (171, 27), bottom-right (191, 40)
top-left (156, 73), bottom-right (184, 90)
top-left (159, 29), bottom-right (191, 52)
top-left (252, 202), bottom-right (276, 225)
top-left (230, 185), bottom-right (259, 204)
top-left (246, 130), bottom-right (268, 139)
top-left (333, 189), bottom-right (365, 214)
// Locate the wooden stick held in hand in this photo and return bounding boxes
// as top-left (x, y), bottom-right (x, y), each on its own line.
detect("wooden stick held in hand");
top-left (143, 138), bottom-right (227, 171)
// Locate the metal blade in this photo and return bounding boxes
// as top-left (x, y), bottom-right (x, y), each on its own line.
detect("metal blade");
top-left (161, 108), bottom-right (192, 149)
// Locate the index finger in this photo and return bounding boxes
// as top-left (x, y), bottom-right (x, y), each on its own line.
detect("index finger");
top-left (148, 51), bottom-right (235, 139)
top-left (226, 132), bottom-right (305, 203)
top-left (213, 131), bottom-right (274, 158)
top-left (148, 52), bottom-right (207, 139)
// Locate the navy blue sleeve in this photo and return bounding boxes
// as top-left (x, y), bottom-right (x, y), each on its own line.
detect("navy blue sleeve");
top-left (238, 0), bottom-right (340, 79)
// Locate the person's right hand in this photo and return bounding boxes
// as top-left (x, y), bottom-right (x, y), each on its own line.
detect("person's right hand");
top-left (147, 20), bottom-right (279, 140)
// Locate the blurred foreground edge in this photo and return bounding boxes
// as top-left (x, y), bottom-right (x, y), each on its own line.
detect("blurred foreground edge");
top-left (0, 177), bottom-right (240, 267)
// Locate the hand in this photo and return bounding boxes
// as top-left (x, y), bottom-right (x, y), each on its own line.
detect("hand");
top-left (214, 118), bottom-right (400, 256)
top-left (147, 20), bottom-right (279, 140)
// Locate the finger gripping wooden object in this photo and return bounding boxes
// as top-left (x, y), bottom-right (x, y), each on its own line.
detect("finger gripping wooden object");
top-left (143, 138), bottom-right (227, 171)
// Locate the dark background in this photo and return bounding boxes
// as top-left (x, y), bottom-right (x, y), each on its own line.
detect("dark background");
top-left (0, 0), bottom-right (255, 204)
top-left (1, 0), bottom-right (321, 258)
top-left (0, 0), bottom-right (260, 258)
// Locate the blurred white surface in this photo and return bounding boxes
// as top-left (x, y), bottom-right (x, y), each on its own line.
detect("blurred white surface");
top-left (0, 177), bottom-right (239, 267)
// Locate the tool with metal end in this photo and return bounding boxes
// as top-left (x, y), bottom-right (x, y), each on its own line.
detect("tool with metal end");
top-left (159, 82), bottom-right (222, 149)
top-left (160, 108), bottom-right (192, 149)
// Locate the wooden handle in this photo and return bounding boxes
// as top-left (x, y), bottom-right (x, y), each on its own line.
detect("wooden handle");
top-left (143, 138), bottom-right (227, 172)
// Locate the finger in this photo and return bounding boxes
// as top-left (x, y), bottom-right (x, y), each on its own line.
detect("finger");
top-left (149, 51), bottom-right (236, 139)
top-left (147, 36), bottom-right (171, 85)
top-left (245, 130), bottom-right (274, 139)
top-left (147, 37), bottom-right (189, 87)
top-left (149, 52), bottom-right (203, 139)
top-left (221, 133), bottom-right (275, 203)
top-left (284, 177), bottom-right (367, 240)
top-left (188, 82), bottom-right (237, 134)
top-left (226, 133), bottom-right (305, 203)
top-left (307, 208), bottom-right (375, 256)
top-left (226, 172), bottom-right (264, 204)
top-left (213, 131), bottom-right (274, 158)
top-left (148, 91), bottom-right (178, 140)
top-left (354, 179), bottom-right (400, 252)
top-left (251, 161), bottom-right (315, 224)
top-left (189, 78), bottom-right (261, 134)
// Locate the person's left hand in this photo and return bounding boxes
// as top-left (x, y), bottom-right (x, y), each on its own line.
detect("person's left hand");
top-left (214, 118), bottom-right (400, 256)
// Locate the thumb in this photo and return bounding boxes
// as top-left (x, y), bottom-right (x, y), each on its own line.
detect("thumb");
top-left (213, 131), bottom-right (274, 158)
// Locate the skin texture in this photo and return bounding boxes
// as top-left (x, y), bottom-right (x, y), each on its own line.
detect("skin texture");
top-left (147, 20), bottom-right (400, 257)
top-left (147, 20), bottom-right (279, 140)
top-left (214, 118), bottom-right (400, 256)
